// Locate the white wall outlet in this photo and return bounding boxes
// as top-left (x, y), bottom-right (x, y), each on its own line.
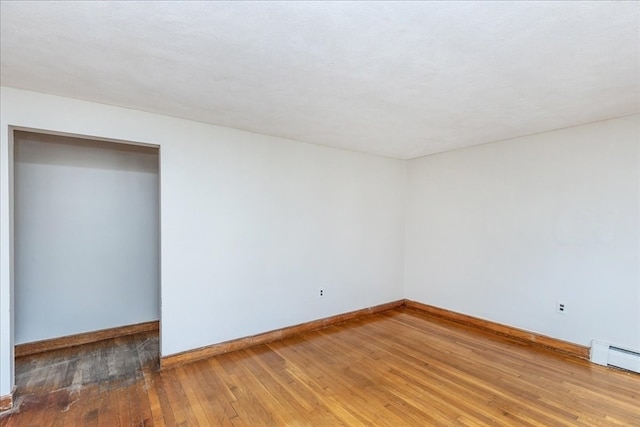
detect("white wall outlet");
top-left (319, 288), bottom-right (325, 297)
top-left (556, 301), bottom-right (566, 314)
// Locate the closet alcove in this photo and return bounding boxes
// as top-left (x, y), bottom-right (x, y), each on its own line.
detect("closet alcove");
top-left (13, 130), bottom-right (160, 349)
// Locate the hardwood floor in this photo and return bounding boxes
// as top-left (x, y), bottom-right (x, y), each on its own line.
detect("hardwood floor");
top-left (1, 307), bottom-right (639, 426)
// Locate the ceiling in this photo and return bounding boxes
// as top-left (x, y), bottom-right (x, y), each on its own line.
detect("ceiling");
top-left (1, 2), bottom-right (638, 160)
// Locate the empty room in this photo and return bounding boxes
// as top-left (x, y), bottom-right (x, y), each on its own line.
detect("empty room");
top-left (0, 1), bottom-right (639, 426)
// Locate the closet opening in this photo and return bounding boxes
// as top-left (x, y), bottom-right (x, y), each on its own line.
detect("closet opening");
top-left (12, 130), bottom-right (160, 371)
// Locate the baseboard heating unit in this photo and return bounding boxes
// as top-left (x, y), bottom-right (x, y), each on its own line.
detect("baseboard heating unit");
top-left (590, 341), bottom-right (640, 374)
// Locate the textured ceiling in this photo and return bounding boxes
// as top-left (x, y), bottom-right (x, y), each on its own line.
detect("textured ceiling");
top-left (1, 2), bottom-right (638, 159)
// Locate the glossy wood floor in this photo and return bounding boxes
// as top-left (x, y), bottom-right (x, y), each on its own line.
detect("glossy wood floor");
top-left (1, 307), bottom-right (639, 426)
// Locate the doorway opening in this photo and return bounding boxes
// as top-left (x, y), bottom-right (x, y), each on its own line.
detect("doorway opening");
top-left (12, 130), bottom-right (160, 367)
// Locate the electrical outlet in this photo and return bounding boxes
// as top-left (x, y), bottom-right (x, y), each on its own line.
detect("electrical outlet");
top-left (556, 301), bottom-right (566, 314)
top-left (319, 288), bottom-right (324, 297)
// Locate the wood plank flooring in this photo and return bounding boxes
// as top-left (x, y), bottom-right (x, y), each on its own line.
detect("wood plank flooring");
top-left (1, 307), bottom-right (639, 426)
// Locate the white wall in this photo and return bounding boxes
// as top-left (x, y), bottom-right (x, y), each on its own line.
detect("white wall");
top-left (160, 116), bottom-right (406, 355)
top-left (0, 87), bottom-right (407, 397)
top-left (2, 85), bottom-right (636, 402)
top-left (13, 131), bottom-right (159, 344)
top-left (405, 115), bottom-right (640, 350)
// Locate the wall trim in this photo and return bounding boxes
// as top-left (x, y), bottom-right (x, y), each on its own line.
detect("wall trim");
top-left (404, 300), bottom-right (590, 360)
top-left (15, 320), bottom-right (159, 357)
top-left (0, 387), bottom-right (14, 412)
top-left (161, 298), bottom-right (590, 369)
top-left (161, 300), bottom-right (405, 370)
